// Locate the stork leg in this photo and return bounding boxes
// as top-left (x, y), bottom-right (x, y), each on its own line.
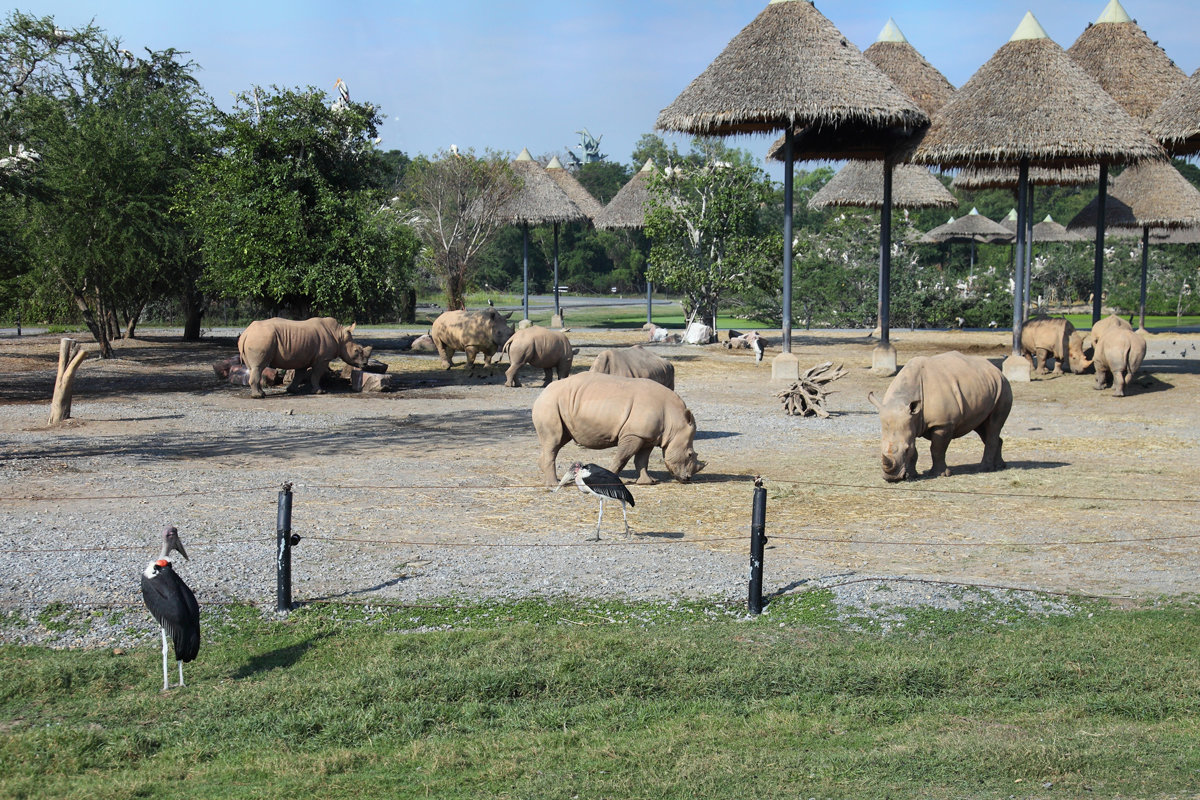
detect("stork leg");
top-left (160, 627), bottom-right (170, 691)
top-left (592, 497), bottom-right (604, 541)
top-left (619, 500), bottom-right (631, 537)
top-left (178, 659), bottom-right (185, 688)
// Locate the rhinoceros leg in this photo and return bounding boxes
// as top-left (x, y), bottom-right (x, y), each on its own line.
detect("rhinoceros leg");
top-left (1112, 369), bottom-right (1128, 397)
top-left (541, 367), bottom-right (554, 387)
top-left (1035, 349), bottom-right (1050, 374)
top-left (248, 366), bottom-right (265, 399)
top-left (535, 417), bottom-right (571, 486)
top-left (926, 429), bottom-right (953, 478)
top-left (633, 445), bottom-right (659, 485)
top-left (504, 361), bottom-right (522, 387)
top-left (609, 435), bottom-right (655, 485)
top-left (977, 392), bottom-right (1011, 472)
top-left (309, 361), bottom-right (329, 394)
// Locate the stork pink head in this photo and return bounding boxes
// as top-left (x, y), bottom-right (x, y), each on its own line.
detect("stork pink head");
top-left (161, 525), bottom-right (188, 561)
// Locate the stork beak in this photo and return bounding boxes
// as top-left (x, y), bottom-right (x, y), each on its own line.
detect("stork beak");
top-left (554, 469), bottom-right (575, 492)
top-left (164, 526), bottom-right (188, 560)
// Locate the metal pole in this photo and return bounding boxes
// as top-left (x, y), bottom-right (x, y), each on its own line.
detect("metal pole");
top-left (276, 482), bottom-right (294, 612)
top-left (553, 221), bottom-right (561, 319)
top-left (1024, 188), bottom-right (1034, 322)
top-left (646, 280), bottom-right (653, 324)
top-left (1093, 164), bottom-right (1108, 325)
top-left (748, 476), bottom-right (767, 615)
top-left (1013, 160), bottom-right (1029, 357)
top-left (878, 160), bottom-right (893, 348)
top-left (522, 222), bottom-right (530, 322)
top-left (781, 129), bottom-right (794, 353)
top-left (1139, 225), bottom-right (1149, 331)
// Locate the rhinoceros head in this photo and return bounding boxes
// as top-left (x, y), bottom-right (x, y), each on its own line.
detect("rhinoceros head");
top-left (339, 323), bottom-right (373, 368)
top-left (1068, 332), bottom-right (1092, 373)
top-left (664, 410), bottom-right (706, 482)
top-left (486, 309), bottom-right (516, 350)
top-left (868, 391), bottom-right (920, 482)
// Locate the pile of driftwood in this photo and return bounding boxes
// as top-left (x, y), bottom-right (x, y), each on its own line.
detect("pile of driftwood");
top-left (776, 361), bottom-right (847, 418)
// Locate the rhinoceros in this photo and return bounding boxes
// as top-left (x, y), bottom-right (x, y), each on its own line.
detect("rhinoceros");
top-left (1088, 314), bottom-right (1134, 352)
top-left (502, 326), bottom-right (576, 387)
top-left (431, 308), bottom-right (515, 370)
top-left (1021, 317), bottom-right (1086, 374)
top-left (1092, 327), bottom-right (1146, 397)
top-left (867, 351), bottom-right (1012, 481)
top-left (532, 372), bottom-right (705, 486)
top-left (590, 345), bottom-right (675, 389)
top-left (237, 317), bottom-right (371, 399)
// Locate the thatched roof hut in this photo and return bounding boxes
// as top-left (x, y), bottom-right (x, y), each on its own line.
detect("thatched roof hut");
top-left (1066, 0), bottom-right (1187, 122)
top-left (951, 165), bottom-right (1099, 190)
top-left (863, 18), bottom-right (955, 118)
top-left (809, 161), bottom-right (954, 210)
top-left (920, 208), bottom-right (1014, 244)
top-left (594, 159), bottom-right (656, 231)
top-left (910, 13), bottom-right (1164, 169)
top-left (656, 0), bottom-right (927, 154)
top-left (497, 149), bottom-right (586, 225)
top-left (1032, 215), bottom-right (1084, 242)
top-left (543, 156), bottom-right (603, 221)
top-left (1150, 225), bottom-right (1200, 244)
top-left (1069, 161), bottom-right (1200, 233)
top-left (1148, 69), bottom-right (1200, 156)
top-left (1068, 193), bottom-right (1139, 234)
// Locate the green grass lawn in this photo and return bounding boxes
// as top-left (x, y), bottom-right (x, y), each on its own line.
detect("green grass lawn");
top-left (1064, 313), bottom-right (1200, 331)
top-left (3, 595), bottom-right (1198, 799)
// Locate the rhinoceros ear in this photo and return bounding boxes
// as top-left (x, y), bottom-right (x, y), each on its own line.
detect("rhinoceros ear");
top-left (504, 311), bottom-right (514, 320)
top-left (347, 322), bottom-right (356, 334)
top-left (867, 392), bottom-right (882, 410)
top-left (908, 400), bottom-right (920, 415)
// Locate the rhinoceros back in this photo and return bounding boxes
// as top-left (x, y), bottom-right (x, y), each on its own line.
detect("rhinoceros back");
top-left (238, 317), bottom-right (340, 370)
top-left (590, 345), bottom-right (675, 390)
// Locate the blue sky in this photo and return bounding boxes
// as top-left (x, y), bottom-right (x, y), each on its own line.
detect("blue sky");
top-left (16, 1), bottom-right (1200, 171)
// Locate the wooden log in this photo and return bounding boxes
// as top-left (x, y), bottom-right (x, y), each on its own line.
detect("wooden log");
top-left (48, 338), bottom-right (88, 424)
top-left (776, 361), bottom-right (847, 418)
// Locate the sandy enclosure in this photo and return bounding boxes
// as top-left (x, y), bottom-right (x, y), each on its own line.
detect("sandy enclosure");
top-left (0, 325), bottom-right (1197, 613)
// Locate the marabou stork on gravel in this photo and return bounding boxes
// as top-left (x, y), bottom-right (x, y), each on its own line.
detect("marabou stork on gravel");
top-left (554, 461), bottom-right (635, 540)
top-left (141, 525), bottom-right (199, 691)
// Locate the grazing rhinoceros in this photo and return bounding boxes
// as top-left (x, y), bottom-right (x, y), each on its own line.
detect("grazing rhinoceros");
top-left (532, 372), bottom-right (705, 486)
top-left (237, 317), bottom-right (371, 399)
top-left (431, 308), bottom-right (515, 370)
top-left (867, 351), bottom-right (1012, 481)
top-left (1021, 317), bottom-right (1086, 374)
top-left (502, 326), bottom-right (576, 387)
top-left (589, 345), bottom-right (675, 389)
top-left (1092, 327), bottom-right (1146, 397)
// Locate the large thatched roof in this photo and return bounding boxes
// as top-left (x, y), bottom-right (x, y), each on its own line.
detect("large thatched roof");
top-left (656, 0), bottom-right (927, 156)
top-left (863, 19), bottom-right (955, 117)
top-left (543, 156), bottom-right (603, 221)
top-left (1070, 160), bottom-right (1200, 233)
top-left (497, 149), bottom-right (587, 226)
top-left (951, 165), bottom-right (1099, 190)
top-left (1068, 193), bottom-right (1139, 233)
top-left (1066, 0), bottom-right (1187, 122)
top-left (808, 160), bottom-right (955, 210)
top-left (594, 159), bottom-right (656, 231)
top-left (910, 12), bottom-right (1165, 169)
top-left (1148, 68), bottom-right (1200, 156)
top-left (920, 208), bottom-right (1015, 243)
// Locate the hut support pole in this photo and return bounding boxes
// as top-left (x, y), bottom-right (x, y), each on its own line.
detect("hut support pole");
top-left (878, 162), bottom-right (893, 348)
top-left (1024, 188), bottom-right (1034, 321)
top-left (646, 280), bottom-right (653, 324)
top-left (969, 241), bottom-right (976, 272)
top-left (1013, 161), bottom-right (1029, 357)
top-left (781, 129), bottom-right (794, 353)
top-left (522, 222), bottom-right (530, 323)
top-left (553, 222), bottom-right (561, 319)
top-left (1139, 225), bottom-right (1149, 331)
top-left (1092, 165), bottom-right (1108, 325)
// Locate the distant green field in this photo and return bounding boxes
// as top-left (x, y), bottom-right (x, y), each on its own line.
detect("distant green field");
top-left (1063, 313), bottom-right (1200, 330)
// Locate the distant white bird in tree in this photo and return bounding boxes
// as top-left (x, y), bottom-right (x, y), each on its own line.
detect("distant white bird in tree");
top-left (555, 461), bottom-right (635, 540)
top-left (140, 525), bottom-right (199, 691)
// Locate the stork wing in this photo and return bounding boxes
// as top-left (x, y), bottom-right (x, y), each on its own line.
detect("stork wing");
top-left (141, 568), bottom-right (200, 662)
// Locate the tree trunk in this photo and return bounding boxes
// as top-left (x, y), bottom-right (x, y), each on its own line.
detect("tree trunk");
top-left (445, 271), bottom-right (466, 311)
top-left (398, 288), bottom-right (416, 324)
top-left (123, 299), bottom-right (146, 340)
top-left (70, 290), bottom-right (113, 359)
top-left (183, 305), bottom-right (205, 341)
top-left (48, 338), bottom-right (88, 424)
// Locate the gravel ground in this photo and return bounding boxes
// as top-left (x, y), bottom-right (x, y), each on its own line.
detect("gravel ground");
top-left (1, 326), bottom-right (1197, 648)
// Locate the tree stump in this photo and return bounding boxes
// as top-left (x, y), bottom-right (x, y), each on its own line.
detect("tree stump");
top-left (48, 338), bottom-right (88, 424)
top-left (776, 361), bottom-right (847, 418)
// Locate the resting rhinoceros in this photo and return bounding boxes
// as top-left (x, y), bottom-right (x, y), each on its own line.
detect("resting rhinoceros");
top-left (431, 308), bottom-right (515, 370)
top-left (237, 317), bottom-right (371, 399)
top-left (589, 345), bottom-right (675, 389)
top-left (867, 351), bottom-right (1012, 481)
top-left (502, 326), bottom-right (576, 387)
top-left (532, 372), bottom-right (705, 486)
top-left (1021, 317), bottom-right (1086, 374)
top-left (1092, 327), bottom-right (1146, 397)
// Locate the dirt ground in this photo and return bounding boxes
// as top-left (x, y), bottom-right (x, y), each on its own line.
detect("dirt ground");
top-left (1, 324), bottom-right (1198, 605)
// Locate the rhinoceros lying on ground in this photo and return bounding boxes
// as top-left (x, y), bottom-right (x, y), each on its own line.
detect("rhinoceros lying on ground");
top-left (502, 326), bottom-right (575, 387)
top-left (590, 345), bottom-right (675, 389)
top-left (532, 372), bottom-right (705, 486)
top-left (1092, 327), bottom-right (1146, 397)
top-left (237, 317), bottom-right (371, 399)
top-left (1021, 317), bottom-right (1087, 374)
top-left (868, 351), bottom-right (1012, 481)
top-left (431, 308), bottom-right (515, 370)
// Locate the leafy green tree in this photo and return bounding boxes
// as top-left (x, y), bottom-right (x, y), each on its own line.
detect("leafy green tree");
top-left (644, 154), bottom-right (780, 331)
top-left (180, 86), bottom-right (411, 320)
top-left (401, 149), bottom-right (519, 310)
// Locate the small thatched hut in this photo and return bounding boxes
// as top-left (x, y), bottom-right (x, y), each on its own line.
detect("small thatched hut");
top-left (808, 161), bottom-right (954, 211)
top-left (543, 156), bottom-right (603, 221)
top-left (594, 160), bottom-right (656, 231)
top-left (862, 18), bottom-right (955, 118)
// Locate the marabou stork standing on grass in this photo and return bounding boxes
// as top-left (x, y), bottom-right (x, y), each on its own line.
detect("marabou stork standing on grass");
top-left (140, 525), bottom-right (199, 691)
top-left (554, 462), bottom-right (635, 540)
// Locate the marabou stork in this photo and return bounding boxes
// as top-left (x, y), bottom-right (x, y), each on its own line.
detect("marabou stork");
top-left (140, 525), bottom-right (199, 691)
top-left (554, 462), bottom-right (635, 540)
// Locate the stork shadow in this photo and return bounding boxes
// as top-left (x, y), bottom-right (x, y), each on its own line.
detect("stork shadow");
top-left (307, 575), bottom-right (409, 601)
top-left (234, 631), bottom-right (331, 678)
top-left (634, 530), bottom-right (685, 540)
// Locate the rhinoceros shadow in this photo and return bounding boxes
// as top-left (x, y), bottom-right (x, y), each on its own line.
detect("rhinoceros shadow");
top-left (938, 459), bottom-right (1070, 477)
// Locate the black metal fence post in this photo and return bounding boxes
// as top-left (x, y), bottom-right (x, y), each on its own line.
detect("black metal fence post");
top-left (749, 476), bottom-right (767, 615)
top-left (276, 482), bottom-right (294, 612)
